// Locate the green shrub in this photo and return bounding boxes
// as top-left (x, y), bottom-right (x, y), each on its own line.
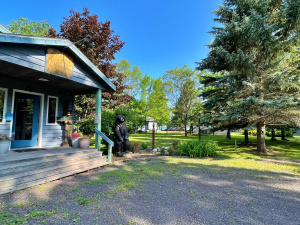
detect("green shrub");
top-left (172, 140), bottom-right (180, 149)
top-left (266, 129), bottom-right (293, 137)
top-left (79, 119), bottom-right (95, 135)
top-left (167, 147), bottom-right (175, 156)
top-left (241, 129), bottom-right (257, 136)
top-left (177, 140), bottom-right (218, 158)
top-left (141, 142), bottom-right (149, 149)
top-left (130, 141), bottom-right (141, 153)
top-left (160, 148), bottom-right (165, 156)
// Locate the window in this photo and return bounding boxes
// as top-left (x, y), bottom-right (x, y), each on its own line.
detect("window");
top-left (0, 88), bottom-right (7, 123)
top-left (47, 96), bottom-right (58, 125)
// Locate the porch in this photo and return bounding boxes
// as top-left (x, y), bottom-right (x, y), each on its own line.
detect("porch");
top-left (0, 147), bottom-right (109, 195)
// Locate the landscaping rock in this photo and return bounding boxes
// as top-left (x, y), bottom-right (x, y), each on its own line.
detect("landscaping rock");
top-left (152, 148), bottom-right (157, 153)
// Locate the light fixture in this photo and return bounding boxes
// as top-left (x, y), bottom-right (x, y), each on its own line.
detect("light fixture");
top-left (38, 78), bottom-right (49, 82)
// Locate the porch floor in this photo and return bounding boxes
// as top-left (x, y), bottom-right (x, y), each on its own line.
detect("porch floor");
top-left (0, 147), bottom-right (98, 163)
top-left (0, 147), bottom-right (109, 195)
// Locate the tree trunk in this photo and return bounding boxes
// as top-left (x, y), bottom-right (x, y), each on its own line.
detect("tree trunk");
top-left (226, 129), bottom-right (231, 139)
top-left (270, 128), bottom-right (277, 141)
top-left (241, 129), bottom-right (251, 145)
top-left (185, 124), bottom-right (187, 137)
top-left (281, 128), bottom-right (289, 141)
top-left (190, 125), bottom-right (193, 135)
top-left (257, 122), bottom-right (267, 153)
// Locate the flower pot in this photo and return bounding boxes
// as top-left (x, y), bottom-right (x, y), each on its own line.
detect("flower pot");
top-left (0, 140), bottom-right (11, 154)
top-left (72, 138), bottom-right (80, 148)
top-left (79, 138), bottom-right (91, 149)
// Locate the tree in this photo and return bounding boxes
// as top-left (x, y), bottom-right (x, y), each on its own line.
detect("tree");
top-left (197, 0), bottom-right (300, 153)
top-left (116, 59), bottom-right (156, 129)
top-left (148, 78), bottom-right (170, 128)
top-left (117, 59), bottom-right (144, 98)
top-left (48, 8), bottom-right (132, 110)
top-left (163, 65), bottom-right (201, 107)
top-left (74, 94), bottom-right (96, 119)
top-left (7, 17), bottom-right (50, 36)
top-left (173, 79), bottom-right (200, 136)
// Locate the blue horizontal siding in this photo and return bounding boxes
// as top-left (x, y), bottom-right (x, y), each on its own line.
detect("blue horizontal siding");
top-left (0, 43), bottom-right (46, 72)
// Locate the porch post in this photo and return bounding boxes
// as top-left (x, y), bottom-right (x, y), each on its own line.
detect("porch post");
top-left (95, 89), bottom-right (102, 150)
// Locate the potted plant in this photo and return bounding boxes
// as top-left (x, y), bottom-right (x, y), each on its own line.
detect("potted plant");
top-left (79, 134), bottom-right (93, 149)
top-left (79, 119), bottom-right (95, 149)
top-left (71, 133), bottom-right (82, 148)
top-left (0, 134), bottom-right (13, 153)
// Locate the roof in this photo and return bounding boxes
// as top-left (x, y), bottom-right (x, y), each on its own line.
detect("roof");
top-left (0, 24), bottom-right (12, 34)
top-left (0, 32), bottom-right (116, 92)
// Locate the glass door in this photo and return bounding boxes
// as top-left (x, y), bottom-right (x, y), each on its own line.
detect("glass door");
top-left (11, 93), bottom-right (40, 148)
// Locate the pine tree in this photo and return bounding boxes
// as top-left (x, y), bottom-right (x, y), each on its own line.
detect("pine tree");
top-left (197, 0), bottom-right (300, 153)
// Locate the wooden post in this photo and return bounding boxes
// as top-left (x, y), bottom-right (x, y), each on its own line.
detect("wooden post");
top-left (235, 139), bottom-right (237, 151)
top-left (95, 89), bottom-right (102, 150)
top-left (152, 123), bottom-right (155, 149)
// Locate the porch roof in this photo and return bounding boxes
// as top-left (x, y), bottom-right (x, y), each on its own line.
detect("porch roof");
top-left (0, 32), bottom-right (116, 93)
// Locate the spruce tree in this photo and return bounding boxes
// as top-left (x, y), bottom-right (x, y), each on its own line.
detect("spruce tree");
top-left (197, 0), bottom-right (300, 153)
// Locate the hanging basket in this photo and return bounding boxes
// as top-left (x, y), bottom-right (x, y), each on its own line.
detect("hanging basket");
top-left (0, 140), bottom-right (11, 154)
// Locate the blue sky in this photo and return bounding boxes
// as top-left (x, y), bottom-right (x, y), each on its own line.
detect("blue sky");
top-left (1, 0), bottom-right (222, 79)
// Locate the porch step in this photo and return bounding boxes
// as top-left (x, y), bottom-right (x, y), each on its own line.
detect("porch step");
top-left (0, 151), bottom-right (103, 177)
top-left (0, 149), bottom-right (110, 195)
top-left (0, 149), bottom-right (99, 166)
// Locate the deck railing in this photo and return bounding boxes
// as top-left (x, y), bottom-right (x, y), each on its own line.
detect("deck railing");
top-left (95, 128), bottom-right (114, 163)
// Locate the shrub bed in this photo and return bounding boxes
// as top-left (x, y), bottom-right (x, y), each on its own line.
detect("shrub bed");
top-left (177, 140), bottom-right (218, 158)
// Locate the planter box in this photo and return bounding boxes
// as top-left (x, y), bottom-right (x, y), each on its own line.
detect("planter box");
top-left (0, 141), bottom-right (11, 154)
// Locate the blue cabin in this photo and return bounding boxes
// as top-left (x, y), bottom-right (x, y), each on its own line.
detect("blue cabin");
top-left (0, 25), bottom-right (116, 194)
top-left (0, 26), bottom-right (114, 150)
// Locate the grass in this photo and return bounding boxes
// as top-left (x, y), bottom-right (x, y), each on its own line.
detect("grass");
top-left (129, 131), bottom-right (300, 160)
top-left (0, 132), bottom-right (299, 225)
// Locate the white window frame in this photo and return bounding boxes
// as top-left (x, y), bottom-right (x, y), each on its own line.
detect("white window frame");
top-left (0, 87), bottom-right (8, 124)
top-left (46, 96), bottom-right (59, 125)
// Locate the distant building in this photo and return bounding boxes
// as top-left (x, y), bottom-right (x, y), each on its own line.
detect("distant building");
top-left (140, 117), bottom-right (159, 131)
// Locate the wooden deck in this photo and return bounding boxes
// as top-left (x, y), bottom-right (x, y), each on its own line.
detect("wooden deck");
top-left (0, 147), bottom-right (96, 162)
top-left (0, 147), bottom-right (109, 195)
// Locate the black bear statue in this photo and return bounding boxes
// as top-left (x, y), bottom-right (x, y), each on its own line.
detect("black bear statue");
top-left (114, 115), bottom-right (130, 155)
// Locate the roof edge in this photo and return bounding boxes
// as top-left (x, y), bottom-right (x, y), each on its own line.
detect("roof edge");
top-left (0, 33), bottom-right (116, 92)
top-left (0, 24), bottom-right (12, 34)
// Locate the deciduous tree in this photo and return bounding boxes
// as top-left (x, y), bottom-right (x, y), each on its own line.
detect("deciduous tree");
top-left (148, 78), bottom-right (170, 128)
top-left (173, 79), bottom-right (200, 137)
top-left (48, 8), bottom-right (132, 110)
top-left (7, 17), bottom-right (50, 36)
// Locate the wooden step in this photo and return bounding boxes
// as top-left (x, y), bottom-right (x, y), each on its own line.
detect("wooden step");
top-left (0, 149), bottom-right (99, 166)
top-left (0, 156), bottom-right (108, 188)
top-left (0, 151), bottom-right (103, 177)
top-left (0, 160), bottom-right (109, 195)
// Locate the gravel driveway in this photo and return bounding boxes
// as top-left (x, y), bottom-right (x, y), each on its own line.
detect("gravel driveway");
top-left (0, 155), bottom-right (299, 225)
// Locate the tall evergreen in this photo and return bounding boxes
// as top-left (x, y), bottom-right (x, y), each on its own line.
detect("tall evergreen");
top-left (197, 0), bottom-right (300, 153)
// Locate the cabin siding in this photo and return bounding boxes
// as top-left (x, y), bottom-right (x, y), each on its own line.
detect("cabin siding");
top-left (41, 94), bottom-right (74, 148)
top-left (0, 43), bottom-right (46, 72)
top-left (72, 60), bottom-right (106, 89)
top-left (0, 43), bottom-right (106, 90)
top-left (0, 77), bottom-right (75, 148)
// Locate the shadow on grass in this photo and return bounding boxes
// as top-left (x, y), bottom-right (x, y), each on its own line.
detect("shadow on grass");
top-left (1, 155), bottom-right (300, 225)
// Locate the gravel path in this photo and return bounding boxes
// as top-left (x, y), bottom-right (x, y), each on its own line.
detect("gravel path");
top-left (0, 155), bottom-right (300, 225)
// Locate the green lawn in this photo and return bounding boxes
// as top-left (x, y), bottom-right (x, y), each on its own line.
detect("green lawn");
top-left (129, 131), bottom-right (300, 160)
top-left (1, 132), bottom-right (299, 225)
